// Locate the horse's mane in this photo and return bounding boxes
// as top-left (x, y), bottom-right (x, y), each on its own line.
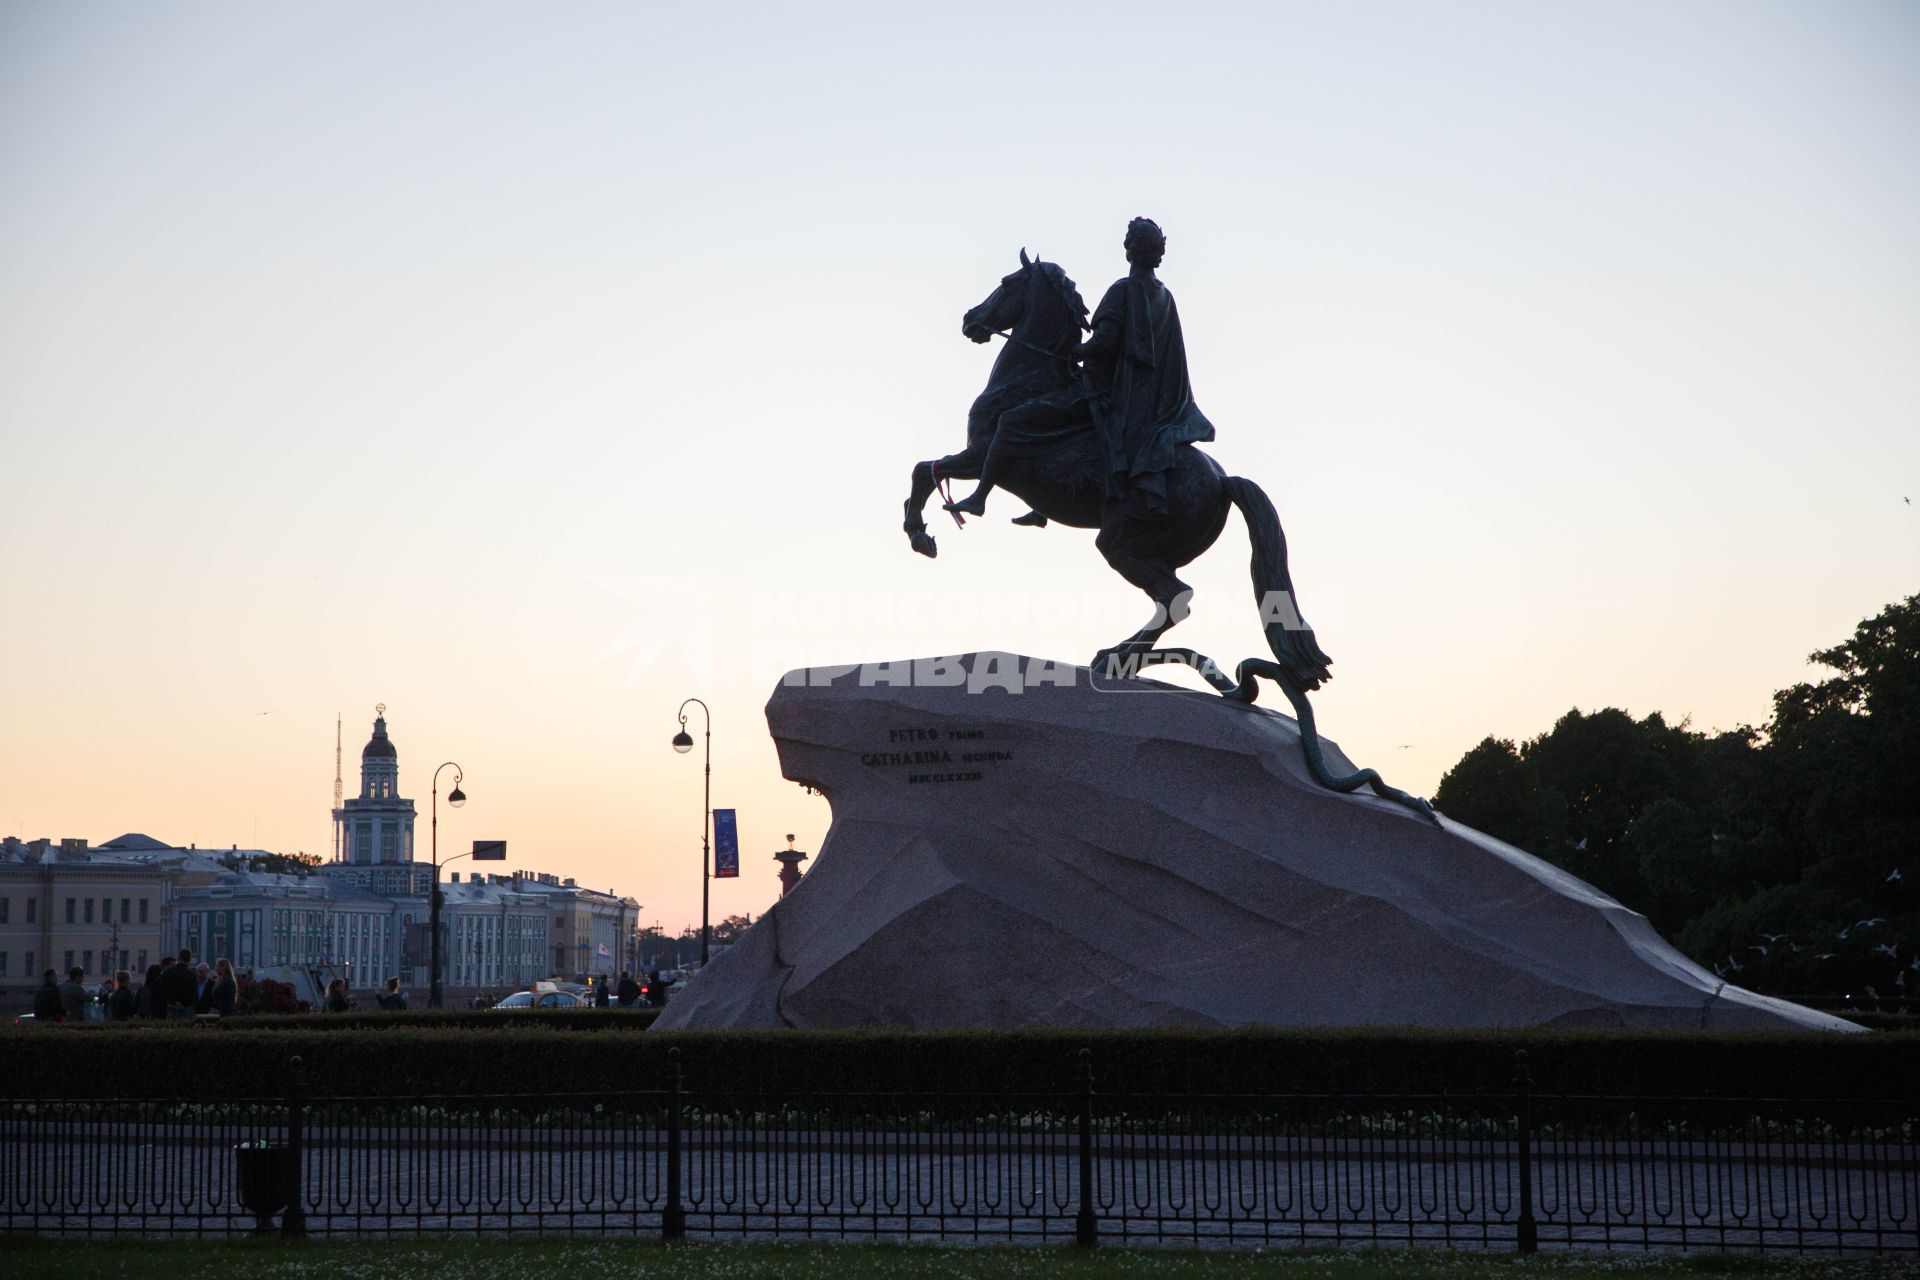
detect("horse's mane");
top-left (1037, 261), bottom-right (1089, 328)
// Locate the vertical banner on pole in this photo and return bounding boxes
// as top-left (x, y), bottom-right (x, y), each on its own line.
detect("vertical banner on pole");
top-left (713, 808), bottom-right (740, 879)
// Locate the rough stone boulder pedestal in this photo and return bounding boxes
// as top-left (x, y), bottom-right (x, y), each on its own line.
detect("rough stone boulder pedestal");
top-left (655, 653), bottom-right (1856, 1032)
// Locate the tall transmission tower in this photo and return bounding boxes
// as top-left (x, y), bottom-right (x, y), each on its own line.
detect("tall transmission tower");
top-left (332, 714), bottom-right (343, 860)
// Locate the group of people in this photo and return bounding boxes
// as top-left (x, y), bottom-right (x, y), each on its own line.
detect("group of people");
top-left (321, 976), bottom-right (408, 1012)
top-left (31, 948), bottom-right (237, 1022)
top-left (615, 970), bottom-right (670, 1008)
top-left (312, 972), bottom-right (671, 1011)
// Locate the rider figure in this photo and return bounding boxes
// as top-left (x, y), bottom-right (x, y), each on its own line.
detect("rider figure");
top-left (946, 217), bottom-right (1212, 522)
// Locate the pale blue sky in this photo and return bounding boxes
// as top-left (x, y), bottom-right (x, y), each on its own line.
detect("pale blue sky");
top-left (3, 2), bottom-right (1916, 928)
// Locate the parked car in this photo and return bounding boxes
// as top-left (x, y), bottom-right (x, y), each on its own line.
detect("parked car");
top-left (490, 990), bottom-right (589, 1010)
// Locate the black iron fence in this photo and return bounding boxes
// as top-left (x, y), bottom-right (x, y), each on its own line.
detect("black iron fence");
top-left (3, 1049), bottom-right (1914, 1254)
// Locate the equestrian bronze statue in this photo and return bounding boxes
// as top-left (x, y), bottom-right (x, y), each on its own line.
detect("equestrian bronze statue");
top-left (902, 219), bottom-right (1433, 821)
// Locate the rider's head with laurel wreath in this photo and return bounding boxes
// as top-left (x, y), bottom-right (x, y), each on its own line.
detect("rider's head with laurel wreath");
top-left (1124, 217), bottom-right (1166, 269)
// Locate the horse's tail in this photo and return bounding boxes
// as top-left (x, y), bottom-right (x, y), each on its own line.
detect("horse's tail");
top-left (1225, 475), bottom-right (1333, 692)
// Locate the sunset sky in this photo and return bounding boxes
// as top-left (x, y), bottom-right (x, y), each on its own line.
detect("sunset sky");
top-left (3, 2), bottom-right (1916, 933)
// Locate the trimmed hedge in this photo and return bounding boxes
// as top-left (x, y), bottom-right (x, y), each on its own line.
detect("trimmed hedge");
top-left (220, 1008), bottom-right (659, 1032)
top-left (27, 1008), bottom-right (660, 1032)
top-left (3, 1025), bottom-right (1912, 1103)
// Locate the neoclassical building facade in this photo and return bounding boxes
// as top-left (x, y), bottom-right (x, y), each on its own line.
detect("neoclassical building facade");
top-left (3, 709), bottom-right (639, 1006)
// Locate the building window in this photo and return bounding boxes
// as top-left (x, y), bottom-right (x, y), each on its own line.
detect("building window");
top-left (65, 898), bottom-right (76, 924)
top-left (140, 899), bottom-right (149, 924)
top-left (122, 897), bottom-right (131, 923)
top-left (84, 899), bottom-right (94, 925)
top-left (82, 949), bottom-right (93, 974)
top-left (0, 898), bottom-right (8, 923)
top-left (26, 898), bottom-right (36, 924)
top-left (25, 950), bottom-right (35, 975)
top-left (137, 949), bottom-right (147, 971)
top-left (381, 830), bottom-right (397, 859)
top-left (0, 952), bottom-right (7, 977)
top-left (64, 950), bottom-right (74, 971)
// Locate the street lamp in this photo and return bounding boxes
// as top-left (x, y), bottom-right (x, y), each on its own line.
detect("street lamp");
top-left (430, 761), bottom-right (467, 1009)
top-left (672, 698), bottom-right (712, 966)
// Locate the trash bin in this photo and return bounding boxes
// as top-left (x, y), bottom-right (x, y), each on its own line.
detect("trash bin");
top-left (234, 1142), bottom-right (296, 1234)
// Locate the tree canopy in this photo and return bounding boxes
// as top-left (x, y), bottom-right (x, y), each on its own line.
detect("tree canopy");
top-left (1433, 595), bottom-right (1919, 1011)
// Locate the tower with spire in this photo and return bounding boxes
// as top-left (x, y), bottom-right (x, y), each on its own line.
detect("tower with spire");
top-left (331, 704), bottom-right (417, 869)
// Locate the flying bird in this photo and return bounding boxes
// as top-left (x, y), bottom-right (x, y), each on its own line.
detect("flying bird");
top-left (1760, 933), bottom-right (1786, 944)
top-left (1873, 943), bottom-right (1899, 958)
top-left (1724, 954), bottom-right (1744, 973)
top-left (1856, 918), bottom-right (1886, 930)
top-left (1749, 945), bottom-right (1769, 956)
top-left (1815, 953), bottom-right (1837, 961)
top-left (1864, 985), bottom-right (1881, 1000)
top-left (1888, 869), bottom-right (1904, 884)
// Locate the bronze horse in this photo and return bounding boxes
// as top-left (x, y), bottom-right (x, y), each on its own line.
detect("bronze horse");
top-left (902, 251), bottom-right (1333, 691)
top-left (901, 252), bottom-right (1435, 822)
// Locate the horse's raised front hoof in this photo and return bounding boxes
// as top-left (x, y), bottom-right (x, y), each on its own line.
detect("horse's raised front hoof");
top-left (910, 530), bottom-right (938, 559)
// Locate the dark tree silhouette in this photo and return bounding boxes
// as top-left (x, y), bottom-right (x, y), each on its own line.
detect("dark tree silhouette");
top-left (1433, 594), bottom-right (1920, 1009)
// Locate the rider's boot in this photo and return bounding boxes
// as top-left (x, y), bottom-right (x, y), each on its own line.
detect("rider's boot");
top-left (944, 484), bottom-right (991, 517)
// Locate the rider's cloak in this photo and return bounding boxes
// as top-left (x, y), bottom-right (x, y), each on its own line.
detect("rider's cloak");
top-left (1085, 267), bottom-right (1215, 511)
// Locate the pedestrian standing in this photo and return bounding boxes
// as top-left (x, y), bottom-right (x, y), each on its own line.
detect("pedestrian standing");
top-left (135, 964), bottom-right (165, 1018)
top-left (33, 969), bottom-right (63, 1022)
top-left (58, 967), bottom-right (89, 1022)
top-left (164, 949), bottom-right (196, 1018)
top-left (108, 970), bottom-right (135, 1020)
top-left (210, 958), bottom-right (238, 1016)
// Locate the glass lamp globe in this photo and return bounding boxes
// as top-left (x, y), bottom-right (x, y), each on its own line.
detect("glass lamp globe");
top-left (447, 787), bottom-right (466, 808)
top-left (671, 730), bottom-right (694, 754)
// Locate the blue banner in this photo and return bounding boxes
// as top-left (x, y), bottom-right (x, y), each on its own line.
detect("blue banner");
top-left (713, 808), bottom-right (739, 879)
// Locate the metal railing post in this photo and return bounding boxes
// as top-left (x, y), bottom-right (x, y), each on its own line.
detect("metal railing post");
top-left (663, 1046), bottom-right (685, 1241)
top-left (283, 1055), bottom-right (308, 1237)
top-left (1515, 1049), bottom-right (1536, 1255)
top-left (1075, 1047), bottom-right (1097, 1248)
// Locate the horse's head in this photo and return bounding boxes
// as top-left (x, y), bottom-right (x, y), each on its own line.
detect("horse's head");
top-left (961, 249), bottom-right (1089, 350)
top-left (961, 248), bottom-right (1035, 343)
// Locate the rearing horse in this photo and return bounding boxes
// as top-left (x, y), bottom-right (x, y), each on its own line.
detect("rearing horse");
top-left (901, 251), bottom-right (1436, 822)
top-left (902, 250), bottom-right (1333, 691)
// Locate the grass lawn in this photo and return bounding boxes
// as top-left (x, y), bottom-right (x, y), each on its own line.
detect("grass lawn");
top-left (1, 1240), bottom-right (1914, 1280)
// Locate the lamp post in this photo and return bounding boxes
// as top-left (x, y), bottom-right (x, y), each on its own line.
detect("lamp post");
top-left (671, 698), bottom-right (712, 966)
top-left (429, 761), bottom-right (467, 1009)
